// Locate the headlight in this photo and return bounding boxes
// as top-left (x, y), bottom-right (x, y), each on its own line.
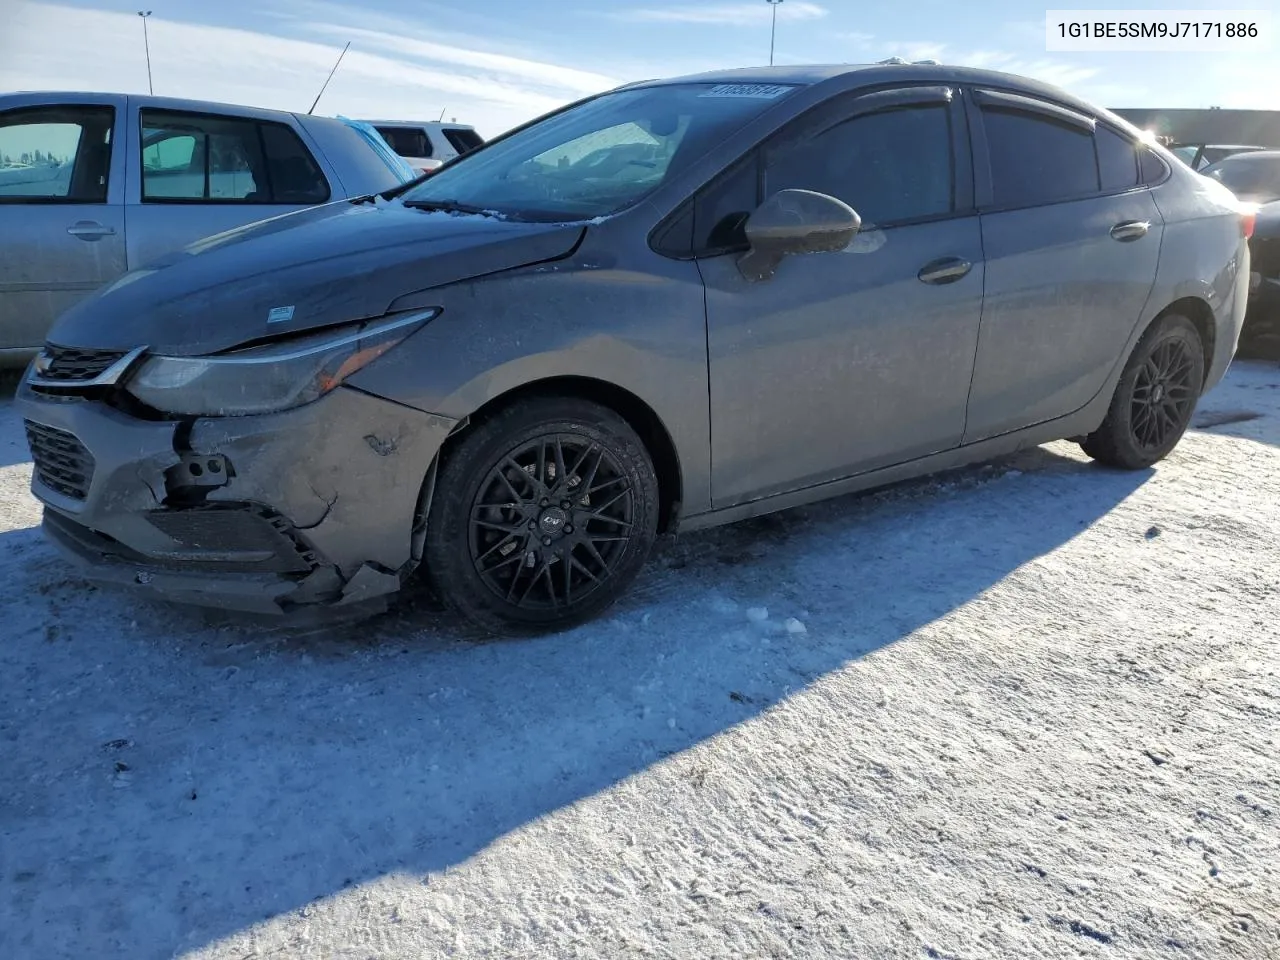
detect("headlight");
top-left (125, 308), bottom-right (438, 417)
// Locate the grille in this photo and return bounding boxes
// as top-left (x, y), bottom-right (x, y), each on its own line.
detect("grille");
top-left (37, 344), bottom-right (127, 382)
top-left (25, 421), bottom-right (95, 500)
top-left (43, 505), bottom-right (320, 576)
top-left (1251, 237), bottom-right (1280, 279)
top-left (144, 506), bottom-right (319, 574)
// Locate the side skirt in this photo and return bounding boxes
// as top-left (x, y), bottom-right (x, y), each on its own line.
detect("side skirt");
top-left (677, 402), bottom-right (1107, 534)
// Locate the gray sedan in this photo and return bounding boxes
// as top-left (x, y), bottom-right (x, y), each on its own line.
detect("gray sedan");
top-left (17, 64), bottom-right (1251, 634)
top-left (0, 92), bottom-right (413, 366)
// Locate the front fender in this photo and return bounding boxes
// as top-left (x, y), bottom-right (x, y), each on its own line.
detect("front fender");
top-left (345, 262), bottom-right (714, 516)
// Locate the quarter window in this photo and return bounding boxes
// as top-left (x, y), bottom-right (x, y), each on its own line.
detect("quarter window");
top-left (442, 128), bottom-right (484, 154)
top-left (1097, 125), bottom-right (1139, 192)
top-left (258, 123), bottom-right (330, 203)
top-left (376, 126), bottom-right (433, 159)
top-left (0, 105), bottom-right (115, 202)
top-left (982, 107), bottom-right (1098, 207)
top-left (140, 110), bottom-right (329, 204)
top-left (1139, 146), bottom-right (1169, 184)
top-left (764, 104), bottom-right (953, 225)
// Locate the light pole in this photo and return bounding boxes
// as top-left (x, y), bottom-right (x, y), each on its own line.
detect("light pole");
top-left (138, 11), bottom-right (154, 95)
top-left (766, 0), bottom-right (783, 66)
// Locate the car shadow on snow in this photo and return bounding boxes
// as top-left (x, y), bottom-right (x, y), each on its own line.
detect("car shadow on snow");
top-left (0, 443), bottom-right (1152, 959)
top-left (1189, 358), bottom-right (1280, 449)
top-left (1191, 404), bottom-right (1280, 449)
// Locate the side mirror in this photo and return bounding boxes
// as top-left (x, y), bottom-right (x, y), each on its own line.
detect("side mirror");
top-left (737, 189), bottom-right (861, 282)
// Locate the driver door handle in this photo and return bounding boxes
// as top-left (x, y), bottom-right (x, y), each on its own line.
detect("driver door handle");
top-left (1110, 219), bottom-right (1149, 242)
top-left (67, 221), bottom-right (116, 241)
top-left (918, 257), bottom-right (972, 285)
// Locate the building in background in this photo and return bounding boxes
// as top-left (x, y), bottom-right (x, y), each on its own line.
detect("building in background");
top-left (1112, 108), bottom-right (1280, 169)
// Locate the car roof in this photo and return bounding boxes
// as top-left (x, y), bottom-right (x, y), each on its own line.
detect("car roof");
top-left (363, 120), bottom-right (476, 129)
top-left (4, 91), bottom-right (351, 128)
top-left (641, 63), bottom-right (881, 86)
top-left (624, 62), bottom-right (1136, 129)
top-left (637, 62), bottom-right (1071, 89)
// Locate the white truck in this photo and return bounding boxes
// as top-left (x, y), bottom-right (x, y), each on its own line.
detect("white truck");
top-left (363, 120), bottom-right (484, 175)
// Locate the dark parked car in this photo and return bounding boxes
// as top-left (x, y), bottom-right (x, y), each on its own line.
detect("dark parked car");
top-left (1202, 151), bottom-right (1280, 355)
top-left (18, 64), bottom-right (1251, 634)
top-left (1202, 149), bottom-right (1280, 204)
top-left (1171, 143), bottom-right (1267, 171)
top-left (1244, 203), bottom-right (1280, 356)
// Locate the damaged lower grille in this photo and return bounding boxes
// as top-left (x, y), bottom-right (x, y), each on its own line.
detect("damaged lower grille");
top-left (44, 504), bottom-right (321, 575)
top-left (37, 344), bottom-right (128, 382)
top-left (25, 420), bottom-right (95, 500)
top-left (145, 507), bottom-right (319, 572)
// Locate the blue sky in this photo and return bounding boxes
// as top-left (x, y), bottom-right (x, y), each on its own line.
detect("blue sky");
top-left (2, 0), bottom-right (1276, 136)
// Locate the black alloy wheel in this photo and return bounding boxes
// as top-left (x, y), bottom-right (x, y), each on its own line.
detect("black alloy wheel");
top-left (1128, 337), bottom-right (1198, 452)
top-left (424, 397), bottom-right (660, 634)
top-left (1080, 313), bottom-right (1205, 469)
top-left (469, 435), bottom-right (635, 611)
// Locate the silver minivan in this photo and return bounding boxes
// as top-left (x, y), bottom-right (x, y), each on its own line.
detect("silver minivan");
top-left (0, 92), bottom-right (413, 367)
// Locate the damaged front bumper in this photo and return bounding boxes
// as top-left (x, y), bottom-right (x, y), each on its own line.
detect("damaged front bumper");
top-left (17, 380), bottom-right (456, 617)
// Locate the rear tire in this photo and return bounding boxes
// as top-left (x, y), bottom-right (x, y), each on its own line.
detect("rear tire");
top-left (1080, 313), bottom-right (1204, 469)
top-left (423, 397), bottom-right (660, 635)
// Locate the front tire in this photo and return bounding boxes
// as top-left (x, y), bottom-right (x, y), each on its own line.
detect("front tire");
top-left (1080, 313), bottom-right (1205, 469)
top-left (423, 397), bottom-right (660, 635)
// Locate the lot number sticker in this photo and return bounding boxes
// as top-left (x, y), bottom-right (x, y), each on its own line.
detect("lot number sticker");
top-left (699, 83), bottom-right (793, 99)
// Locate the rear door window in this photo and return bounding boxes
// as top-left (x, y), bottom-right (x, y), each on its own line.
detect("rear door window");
top-left (141, 110), bottom-right (329, 204)
top-left (981, 106), bottom-right (1098, 207)
top-left (0, 105), bottom-right (115, 202)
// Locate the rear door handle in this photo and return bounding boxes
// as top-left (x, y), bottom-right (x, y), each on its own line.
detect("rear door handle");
top-left (67, 221), bottom-right (116, 241)
top-left (918, 257), bottom-right (972, 285)
top-left (1109, 219), bottom-right (1149, 242)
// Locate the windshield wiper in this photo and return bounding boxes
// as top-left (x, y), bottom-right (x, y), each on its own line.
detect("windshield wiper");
top-left (402, 199), bottom-right (504, 218)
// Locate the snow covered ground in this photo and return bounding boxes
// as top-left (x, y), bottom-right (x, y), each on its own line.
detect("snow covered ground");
top-left (1, 364), bottom-right (1277, 960)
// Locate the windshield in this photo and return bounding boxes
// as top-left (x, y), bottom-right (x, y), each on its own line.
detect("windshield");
top-left (401, 82), bottom-right (798, 221)
top-left (1202, 154), bottom-right (1280, 203)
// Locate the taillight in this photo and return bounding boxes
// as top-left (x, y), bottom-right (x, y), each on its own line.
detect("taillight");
top-left (1242, 210), bottom-right (1256, 239)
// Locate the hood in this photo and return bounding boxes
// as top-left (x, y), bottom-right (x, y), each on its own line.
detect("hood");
top-left (47, 199), bottom-right (584, 356)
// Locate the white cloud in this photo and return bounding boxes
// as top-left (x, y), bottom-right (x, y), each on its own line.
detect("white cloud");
top-left (616, 2), bottom-right (828, 26)
top-left (953, 52), bottom-right (1099, 91)
top-left (877, 40), bottom-right (1100, 91)
top-left (0, 3), bottom-right (622, 137)
top-left (302, 24), bottom-right (618, 96)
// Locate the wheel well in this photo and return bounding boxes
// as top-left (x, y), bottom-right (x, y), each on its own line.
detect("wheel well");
top-left (442, 377), bottom-right (684, 533)
top-left (1157, 296), bottom-right (1215, 383)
